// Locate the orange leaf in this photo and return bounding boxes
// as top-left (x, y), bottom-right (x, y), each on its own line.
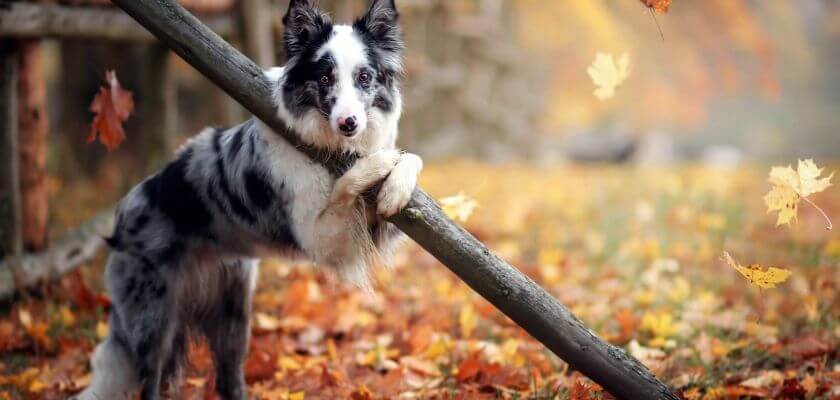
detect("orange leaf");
top-left (87, 70), bottom-right (134, 151)
top-left (640, 0), bottom-right (672, 14)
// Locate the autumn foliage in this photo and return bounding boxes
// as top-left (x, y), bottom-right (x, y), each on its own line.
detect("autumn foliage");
top-left (86, 70), bottom-right (134, 151)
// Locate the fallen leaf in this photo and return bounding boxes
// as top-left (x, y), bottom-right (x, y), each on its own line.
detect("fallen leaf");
top-left (459, 303), bottom-right (477, 338)
top-left (723, 252), bottom-right (792, 289)
top-left (87, 70), bottom-right (134, 151)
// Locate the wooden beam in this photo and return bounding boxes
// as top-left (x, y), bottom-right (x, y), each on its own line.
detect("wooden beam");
top-left (0, 2), bottom-right (237, 41)
top-left (0, 40), bottom-right (22, 258)
top-left (109, 1), bottom-right (679, 398)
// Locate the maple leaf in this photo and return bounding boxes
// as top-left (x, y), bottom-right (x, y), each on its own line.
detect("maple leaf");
top-left (440, 192), bottom-right (479, 222)
top-left (640, 0), bottom-right (672, 14)
top-left (722, 252), bottom-right (792, 289)
top-left (587, 52), bottom-right (630, 100)
top-left (764, 159), bottom-right (833, 229)
top-left (87, 70), bottom-right (134, 151)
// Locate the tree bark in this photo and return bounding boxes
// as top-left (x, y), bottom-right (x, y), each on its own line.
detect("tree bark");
top-left (107, 1), bottom-right (679, 398)
top-left (0, 40), bottom-right (23, 259)
top-left (17, 39), bottom-right (49, 252)
top-left (0, 209), bottom-right (114, 300)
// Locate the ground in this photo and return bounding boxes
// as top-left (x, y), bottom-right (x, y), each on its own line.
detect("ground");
top-left (1, 162), bottom-right (838, 399)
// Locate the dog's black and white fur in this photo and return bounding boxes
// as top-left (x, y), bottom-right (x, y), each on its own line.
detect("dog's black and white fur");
top-left (75, 1), bottom-right (421, 399)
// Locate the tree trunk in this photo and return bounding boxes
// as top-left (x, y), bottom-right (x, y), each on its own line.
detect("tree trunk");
top-left (17, 39), bottom-right (49, 252)
top-left (0, 40), bottom-right (23, 259)
top-left (107, 1), bottom-right (680, 398)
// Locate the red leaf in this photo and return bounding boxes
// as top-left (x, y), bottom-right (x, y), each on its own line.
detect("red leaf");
top-left (87, 70), bottom-right (134, 151)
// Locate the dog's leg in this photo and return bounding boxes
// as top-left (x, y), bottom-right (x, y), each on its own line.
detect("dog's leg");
top-left (309, 150), bottom-right (400, 285)
top-left (204, 259), bottom-right (259, 400)
top-left (71, 333), bottom-right (137, 400)
top-left (376, 152), bottom-right (422, 217)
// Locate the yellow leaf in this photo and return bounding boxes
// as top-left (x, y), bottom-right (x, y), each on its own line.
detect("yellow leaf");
top-left (765, 159), bottom-right (833, 228)
top-left (439, 192), bottom-right (479, 222)
top-left (459, 303), bottom-right (477, 338)
top-left (254, 312), bottom-right (282, 331)
top-left (764, 186), bottom-right (799, 226)
top-left (59, 305), bottom-right (76, 328)
top-left (722, 252), bottom-right (792, 289)
top-left (96, 320), bottom-right (109, 339)
top-left (640, 311), bottom-right (679, 344)
top-left (289, 391), bottom-right (305, 400)
top-left (277, 356), bottom-right (302, 371)
top-left (587, 52), bottom-right (630, 100)
top-left (18, 309), bottom-right (32, 329)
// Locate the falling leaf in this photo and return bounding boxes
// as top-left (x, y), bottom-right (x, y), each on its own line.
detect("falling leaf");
top-left (764, 159), bottom-right (833, 229)
top-left (587, 52), bottom-right (630, 100)
top-left (640, 0), bottom-right (672, 14)
top-left (439, 192), bottom-right (478, 222)
top-left (722, 252), bottom-right (792, 289)
top-left (87, 70), bottom-right (134, 151)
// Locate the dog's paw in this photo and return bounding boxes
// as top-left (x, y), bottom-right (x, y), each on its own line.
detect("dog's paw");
top-left (329, 149), bottom-right (400, 207)
top-left (377, 153), bottom-right (422, 217)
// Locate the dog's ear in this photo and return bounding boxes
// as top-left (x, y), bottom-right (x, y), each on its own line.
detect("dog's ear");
top-left (282, 0), bottom-right (330, 57)
top-left (354, 0), bottom-right (402, 53)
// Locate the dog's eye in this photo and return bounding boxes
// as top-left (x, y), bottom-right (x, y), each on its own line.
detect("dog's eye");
top-left (319, 75), bottom-right (332, 85)
top-left (358, 72), bottom-right (371, 84)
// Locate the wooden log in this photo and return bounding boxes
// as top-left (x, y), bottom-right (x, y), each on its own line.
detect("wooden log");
top-left (0, 209), bottom-right (114, 300)
top-left (17, 39), bottom-right (49, 252)
top-left (0, 40), bottom-right (23, 259)
top-left (109, 1), bottom-right (679, 398)
top-left (239, 0), bottom-right (276, 68)
top-left (0, 2), bottom-right (237, 41)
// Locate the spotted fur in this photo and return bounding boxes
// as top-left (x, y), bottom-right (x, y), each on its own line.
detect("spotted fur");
top-left (75, 1), bottom-right (422, 399)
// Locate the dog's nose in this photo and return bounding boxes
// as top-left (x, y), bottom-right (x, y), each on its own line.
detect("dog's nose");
top-left (338, 116), bottom-right (357, 135)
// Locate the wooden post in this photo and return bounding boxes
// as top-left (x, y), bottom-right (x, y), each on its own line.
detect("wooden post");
top-left (18, 39), bottom-right (49, 252)
top-left (0, 40), bottom-right (23, 258)
top-left (239, 0), bottom-right (276, 68)
top-left (139, 43), bottom-right (176, 170)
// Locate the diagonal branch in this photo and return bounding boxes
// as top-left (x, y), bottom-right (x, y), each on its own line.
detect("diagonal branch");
top-left (108, 1), bottom-right (678, 398)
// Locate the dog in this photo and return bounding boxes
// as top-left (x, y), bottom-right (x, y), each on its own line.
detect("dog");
top-left (74, 1), bottom-right (421, 398)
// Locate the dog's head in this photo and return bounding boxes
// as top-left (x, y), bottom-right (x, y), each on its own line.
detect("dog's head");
top-left (279, 0), bottom-right (403, 150)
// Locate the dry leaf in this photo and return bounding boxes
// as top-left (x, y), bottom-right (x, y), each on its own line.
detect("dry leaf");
top-left (587, 52), bottom-right (630, 100)
top-left (640, 0), bottom-right (672, 14)
top-left (723, 252), bottom-right (792, 289)
top-left (459, 303), bottom-right (477, 338)
top-left (87, 70), bottom-right (134, 151)
top-left (764, 159), bottom-right (833, 228)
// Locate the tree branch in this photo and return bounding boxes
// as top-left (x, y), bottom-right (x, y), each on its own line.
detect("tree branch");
top-left (108, 1), bottom-right (678, 398)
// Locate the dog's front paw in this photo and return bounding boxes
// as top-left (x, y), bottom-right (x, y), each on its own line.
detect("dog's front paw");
top-left (377, 153), bottom-right (423, 217)
top-left (329, 149), bottom-right (401, 208)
